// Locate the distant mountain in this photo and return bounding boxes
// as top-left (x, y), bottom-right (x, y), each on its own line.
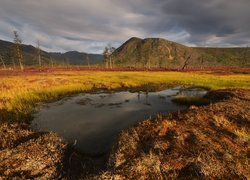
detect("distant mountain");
top-left (50, 51), bottom-right (103, 65)
top-left (113, 37), bottom-right (250, 68)
top-left (0, 39), bottom-right (103, 66)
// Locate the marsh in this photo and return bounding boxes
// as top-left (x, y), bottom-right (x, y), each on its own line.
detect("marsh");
top-left (31, 87), bottom-right (206, 154)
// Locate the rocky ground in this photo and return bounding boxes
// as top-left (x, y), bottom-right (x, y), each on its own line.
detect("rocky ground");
top-left (0, 89), bottom-right (249, 179)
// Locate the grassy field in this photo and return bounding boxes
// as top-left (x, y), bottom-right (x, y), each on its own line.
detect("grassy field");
top-left (0, 70), bottom-right (249, 122)
top-left (0, 69), bottom-right (249, 179)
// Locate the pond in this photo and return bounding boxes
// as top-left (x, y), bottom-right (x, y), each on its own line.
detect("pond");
top-left (31, 87), bottom-right (207, 154)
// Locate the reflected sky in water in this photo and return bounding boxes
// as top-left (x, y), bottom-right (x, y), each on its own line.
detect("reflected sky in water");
top-left (32, 87), bottom-right (206, 154)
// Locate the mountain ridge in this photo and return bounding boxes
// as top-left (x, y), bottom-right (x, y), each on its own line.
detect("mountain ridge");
top-left (112, 37), bottom-right (250, 68)
top-left (0, 38), bottom-right (249, 68)
top-left (0, 39), bottom-right (103, 66)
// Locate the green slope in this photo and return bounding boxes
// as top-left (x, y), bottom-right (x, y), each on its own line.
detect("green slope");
top-left (113, 37), bottom-right (250, 68)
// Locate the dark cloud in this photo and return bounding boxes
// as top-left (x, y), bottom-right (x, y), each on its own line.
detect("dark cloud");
top-left (0, 0), bottom-right (249, 53)
top-left (161, 0), bottom-right (250, 46)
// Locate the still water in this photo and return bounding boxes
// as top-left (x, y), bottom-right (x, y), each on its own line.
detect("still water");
top-left (31, 87), bottom-right (206, 154)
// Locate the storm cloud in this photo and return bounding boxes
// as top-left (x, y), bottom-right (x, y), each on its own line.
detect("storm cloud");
top-left (0, 0), bottom-right (249, 53)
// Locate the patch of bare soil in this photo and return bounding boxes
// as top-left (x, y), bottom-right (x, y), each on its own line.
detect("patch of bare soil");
top-left (93, 89), bottom-right (250, 179)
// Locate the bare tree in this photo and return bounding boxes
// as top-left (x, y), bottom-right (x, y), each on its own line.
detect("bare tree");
top-left (86, 54), bottom-right (90, 69)
top-left (13, 31), bottom-right (24, 71)
top-left (37, 40), bottom-right (41, 67)
top-left (181, 51), bottom-right (192, 70)
top-left (103, 46), bottom-right (109, 68)
top-left (103, 45), bottom-right (116, 69)
top-left (242, 46), bottom-right (249, 65)
top-left (145, 49), bottom-right (150, 69)
top-left (12, 57), bottom-right (16, 68)
top-left (0, 53), bottom-right (6, 69)
top-left (199, 55), bottom-right (205, 69)
top-left (109, 46), bottom-right (116, 68)
top-left (50, 56), bottom-right (54, 68)
top-left (66, 58), bottom-right (70, 68)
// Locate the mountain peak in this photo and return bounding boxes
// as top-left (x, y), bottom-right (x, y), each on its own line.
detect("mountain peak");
top-left (128, 37), bottom-right (142, 41)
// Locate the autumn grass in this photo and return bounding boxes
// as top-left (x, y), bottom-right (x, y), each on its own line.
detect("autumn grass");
top-left (234, 128), bottom-right (250, 140)
top-left (0, 71), bottom-right (249, 122)
top-left (99, 89), bottom-right (250, 179)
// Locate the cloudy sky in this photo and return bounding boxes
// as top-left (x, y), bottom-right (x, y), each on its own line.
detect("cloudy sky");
top-left (0, 0), bottom-right (249, 53)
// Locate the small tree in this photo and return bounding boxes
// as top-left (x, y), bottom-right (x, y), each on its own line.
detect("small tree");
top-left (109, 46), bottom-right (116, 68)
top-left (181, 50), bottom-right (192, 70)
top-left (37, 40), bottom-right (41, 67)
top-left (242, 46), bottom-right (249, 65)
top-left (103, 44), bottom-right (116, 69)
top-left (50, 56), bottom-right (54, 68)
top-left (13, 31), bottom-right (24, 71)
top-left (103, 46), bottom-right (109, 68)
top-left (0, 53), bottom-right (6, 69)
top-left (86, 54), bottom-right (90, 69)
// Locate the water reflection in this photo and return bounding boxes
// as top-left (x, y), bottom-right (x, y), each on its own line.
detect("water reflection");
top-left (32, 87), bottom-right (206, 154)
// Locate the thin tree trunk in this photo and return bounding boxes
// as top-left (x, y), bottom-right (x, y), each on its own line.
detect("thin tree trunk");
top-left (0, 54), bottom-right (6, 69)
top-left (87, 55), bottom-right (90, 69)
top-left (37, 41), bottom-right (41, 67)
top-left (12, 57), bottom-right (16, 69)
top-left (50, 57), bottom-right (54, 68)
top-left (106, 59), bottom-right (108, 68)
top-left (182, 55), bottom-right (191, 70)
top-left (16, 44), bottom-right (24, 71)
top-left (109, 56), bottom-right (112, 69)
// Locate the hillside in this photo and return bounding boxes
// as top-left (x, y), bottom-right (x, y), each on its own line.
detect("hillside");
top-left (0, 39), bottom-right (103, 67)
top-left (50, 51), bottom-right (103, 65)
top-left (112, 37), bottom-right (250, 68)
top-left (195, 47), bottom-right (250, 66)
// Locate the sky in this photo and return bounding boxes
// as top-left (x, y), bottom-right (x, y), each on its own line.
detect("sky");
top-left (0, 0), bottom-right (249, 53)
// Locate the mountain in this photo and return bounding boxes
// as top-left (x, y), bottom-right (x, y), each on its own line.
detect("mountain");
top-left (0, 39), bottom-right (103, 66)
top-left (112, 37), bottom-right (250, 68)
top-left (50, 51), bottom-right (103, 65)
top-left (1, 37), bottom-right (249, 68)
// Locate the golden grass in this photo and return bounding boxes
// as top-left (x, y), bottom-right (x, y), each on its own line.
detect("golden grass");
top-left (0, 71), bottom-right (249, 122)
top-left (234, 128), bottom-right (250, 140)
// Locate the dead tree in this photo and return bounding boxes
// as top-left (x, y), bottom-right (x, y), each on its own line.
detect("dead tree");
top-left (13, 31), bottom-right (24, 71)
top-left (109, 47), bottom-right (116, 69)
top-left (0, 54), bottom-right (6, 69)
top-left (181, 51), bottom-right (192, 70)
top-left (50, 56), bottom-right (54, 68)
top-left (86, 54), bottom-right (90, 69)
top-left (103, 45), bottom-right (116, 69)
top-left (103, 47), bottom-right (109, 68)
top-left (242, 46), bottom-right (249, 65)
top-left (37, 40), bottom-right (41, 67)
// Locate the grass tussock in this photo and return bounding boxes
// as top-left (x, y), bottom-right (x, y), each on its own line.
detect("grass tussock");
top-left (95, 89), bottom-right (250, 179)
top-left (234, 128), bottom-right (250, 140)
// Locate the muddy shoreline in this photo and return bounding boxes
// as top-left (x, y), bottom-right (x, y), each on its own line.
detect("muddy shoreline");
top-left (1, 89), bottom-right (249, 179)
